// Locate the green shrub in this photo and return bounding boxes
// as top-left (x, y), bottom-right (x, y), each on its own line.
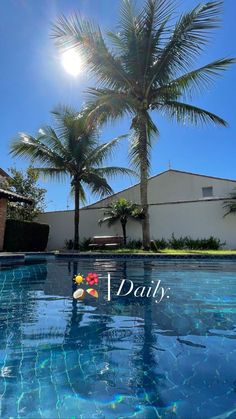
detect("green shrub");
top-left (65, 239), bottom-right (74, 250)
top-left (169, 234), bottom-right (186, 249)
top-left (3, 219), bottom-right (49, 252)
top-left (167, 235), bottom-right (222, 250)
top-left (65, 235), bottom-right (223, 251)
top-left (150, 239), bottom-right (168, 251)
top-left (184, 236), bottom-right (222, 250)
top-left (80, 237), bottom-right (92, 251)
top-left (126, 240), bottom-right (142, 249)
top-left (65, 237), bottom-right (92, 251)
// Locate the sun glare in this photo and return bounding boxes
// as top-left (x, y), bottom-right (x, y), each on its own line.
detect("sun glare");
top-left (61, 49), bottom-right (83, 77)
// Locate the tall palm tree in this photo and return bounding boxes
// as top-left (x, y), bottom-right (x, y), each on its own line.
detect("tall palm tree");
top-left (10, 106), bottom-right (134, 250)
top-left (52, 0), bottom-right (235, 249)
top-left (99, 197), bottom-right (144, 245)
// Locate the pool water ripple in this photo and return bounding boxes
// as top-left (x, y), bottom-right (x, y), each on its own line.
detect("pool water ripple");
top-left (0, 258), bottom-right (236, 418)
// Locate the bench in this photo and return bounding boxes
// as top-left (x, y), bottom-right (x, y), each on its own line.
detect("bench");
top-left (89, 236), bottom-right (124, 249)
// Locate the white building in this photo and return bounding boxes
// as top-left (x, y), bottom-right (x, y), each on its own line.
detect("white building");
top-left (37, 169), bottom-right (236, 250)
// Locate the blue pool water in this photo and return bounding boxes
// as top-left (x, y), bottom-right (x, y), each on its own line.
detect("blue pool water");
top-left (0, 257), bottom-right (236, 419)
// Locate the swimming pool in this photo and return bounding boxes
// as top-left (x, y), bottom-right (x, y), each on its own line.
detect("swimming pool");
top-left (0, 257), bottom-right (236, 418)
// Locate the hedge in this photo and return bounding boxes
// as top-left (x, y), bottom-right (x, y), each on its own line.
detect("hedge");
top-left (3, 219), bottom-right (50, 252)
top-left (126, 236), bottom-right (223, 250)
top-left (150, 235), bottom-right (223, 250)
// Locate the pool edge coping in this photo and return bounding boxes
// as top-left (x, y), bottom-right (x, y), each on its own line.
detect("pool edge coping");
top-left (1, 251), bottom-right (236, 261)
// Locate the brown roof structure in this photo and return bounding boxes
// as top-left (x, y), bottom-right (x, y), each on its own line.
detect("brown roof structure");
top-left (0, 168), bottom-right (10, 178)
top-left (0, 188), bottom-right (33, 204)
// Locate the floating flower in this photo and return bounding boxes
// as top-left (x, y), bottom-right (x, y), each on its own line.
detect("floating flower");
top-left (86, 272), bottom-right (99, 286)
top-left (86, 288), bottom-right (98, 298)
top-left (74, 274), bottom-right (84, 284)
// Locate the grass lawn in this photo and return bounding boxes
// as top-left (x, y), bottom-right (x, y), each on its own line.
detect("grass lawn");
top-left (83, 248), bottom-right (236, 255)
top-left (157, 249), bottom-right (236, 255)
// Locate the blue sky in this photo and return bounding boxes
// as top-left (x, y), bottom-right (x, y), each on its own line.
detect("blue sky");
top-left (0, 0), bottom-right (235, 211)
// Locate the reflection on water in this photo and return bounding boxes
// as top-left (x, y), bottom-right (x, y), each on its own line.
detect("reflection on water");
top-left (0, 258), bottom-right (236, 418)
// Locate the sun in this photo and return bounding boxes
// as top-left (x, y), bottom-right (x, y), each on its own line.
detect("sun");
top-left (61, 49), bottom-right (83, 77)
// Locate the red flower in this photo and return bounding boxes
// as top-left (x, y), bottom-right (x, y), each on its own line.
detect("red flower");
top-left (86, 272), bottom-right (99, 286)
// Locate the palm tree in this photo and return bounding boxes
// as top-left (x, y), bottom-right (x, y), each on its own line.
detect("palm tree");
top-left (52, 0), bottom-right (235, 249)
top-left (223, 190), bottom-right (236, 217)
top-left (99, 197), bottom-right (144, 246)
top-left (10, 106), bottom-right (134, 250)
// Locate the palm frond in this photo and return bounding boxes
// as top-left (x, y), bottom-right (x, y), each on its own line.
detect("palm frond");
top-left (107, 0), bottom-right (173, 76)
top-left (141, 0), bottom-right (175, 80)
top-left (52, 14), bottom-right (132, 90)
top-left (223, 203), bottom-right (236, 217)
top-left (106, 31), bottom-right (126, 53)
top-left (85, 134), bottom-right (127, 166)
top-left (98, 197), bottom-right (144, 227)
top-left (79, 184), bottom-right (87, 205)
top-left (85, 87), bottom-right (136, 125)
top-left (94, 166), bottom-right (137, 179)
top-left (149, 57), bottom-right (236, 104)
top-left (53, 105), bottom-right (96, 138)
top-left (119, 0), bottom-right (140, 37)
top-left (98, 214), bottom-right (119, 227)
top-left (223, 190), bottom-right (236, 217)
top-left (142, 0), bottom-right (175, 29)
top-left (82, 171), bottom-right (114, 198)
top-left (150, 1), bottom-right (223, 85)
top-left (32, 167), bottom-right (69, 182)
top-left (119, 0), bottom-right (143, 79)
top-left (37, 125), bottom-right (72, 162)
top-left (166, 57), bottom-right (236, 97)
top-left (52, 104), bottom-right (78, 124)
top-left (51, 106), bottom-right (98, 165)
top-left (11, 105), bottom-right (133, 209)
top-left (160, 100), bottom-right (227, 127)
top-left (10, 133), bottom-right (67, 168)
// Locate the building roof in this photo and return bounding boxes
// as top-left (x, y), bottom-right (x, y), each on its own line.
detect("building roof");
top-left (0, 188), bottom-right (33, 203)
top-left (165, 169), bottom-right (236, 184)
top-left (83, 169), bottom-right (236, 209)
top-left (0, 168), bottom-right (10, 178)
top-left (38, 168), bottom-right (236, 214)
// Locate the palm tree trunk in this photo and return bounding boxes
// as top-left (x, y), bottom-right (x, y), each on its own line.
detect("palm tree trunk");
top-left (139, 117), bottom-right (150, 250)
top-left (74, 182), bottom-right (80, 250)
top-left (121, 221), bottom-right (127, 246)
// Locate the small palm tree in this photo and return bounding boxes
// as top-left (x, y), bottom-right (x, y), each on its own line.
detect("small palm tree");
top-left (223, 191), bottom-right (236, 217)
top-left (99, 198), bottom-right (144, 246)
top-left (10, 106), bottom-right (134, 250)
top-left (52, 0), bottom-right (235, 249)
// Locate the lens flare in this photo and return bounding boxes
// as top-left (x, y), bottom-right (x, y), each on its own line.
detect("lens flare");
top-left (61, 49), bottom-right (83, 77)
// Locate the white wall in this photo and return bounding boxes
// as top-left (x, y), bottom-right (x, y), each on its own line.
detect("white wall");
top-left (147, 171), bottom-right (236, 203)
top-left (148, 200), bottom-right (236, 248)
top-left (38, 199), bottom-right (236, 250)
top-left (85, 170), bottom-right (236, 208)
top-left (37, 171), bottom-right (236, 250)
top-left (38, 207), bottom-right (142, 249)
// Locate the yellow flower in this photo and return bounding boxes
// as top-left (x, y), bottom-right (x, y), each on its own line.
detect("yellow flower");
top-left (74, 274), bottom-right (84, 284)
